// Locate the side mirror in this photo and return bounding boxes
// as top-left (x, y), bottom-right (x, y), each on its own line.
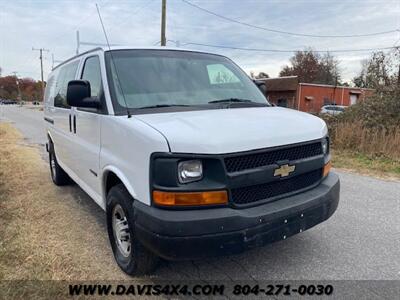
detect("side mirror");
top-left (66, 80), bottom-right (99, 108)
top-left (253, 80), bottom-right (267, 94)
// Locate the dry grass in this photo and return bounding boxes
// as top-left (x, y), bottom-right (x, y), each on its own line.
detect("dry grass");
top-left (0, 123), bottom-right (133, 298)
top-left (328, 120), bottom-right (400, 180)
top-left (330, 121), bottom-right (400, 161)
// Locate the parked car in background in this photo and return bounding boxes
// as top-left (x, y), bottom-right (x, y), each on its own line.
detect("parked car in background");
top-left (0, 99), bottom-right (17, 105)
top-left (320, 105), bottom-right (347, 116)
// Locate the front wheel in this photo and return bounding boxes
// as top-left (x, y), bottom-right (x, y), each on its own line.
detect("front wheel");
top-left (106, 184), bottom-right (159, 275)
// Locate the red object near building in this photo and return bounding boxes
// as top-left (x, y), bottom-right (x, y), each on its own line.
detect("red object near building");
top-left (260, 76), bottom-right (374, 113)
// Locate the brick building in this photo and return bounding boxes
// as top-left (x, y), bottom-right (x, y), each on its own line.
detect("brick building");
top-left (260, 76), bottom-right (374, 113)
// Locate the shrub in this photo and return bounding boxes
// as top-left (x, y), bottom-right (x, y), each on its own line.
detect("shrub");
top-left (321, 92), bottom-right (400, 161)
top-left (336, 92), bottom-right (399, 130)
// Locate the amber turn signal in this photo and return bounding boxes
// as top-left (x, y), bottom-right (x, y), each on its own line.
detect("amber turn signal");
top-left (153, 190), bottom-right (228, 206)
top-left (323, 161), bottom-right (332, 177)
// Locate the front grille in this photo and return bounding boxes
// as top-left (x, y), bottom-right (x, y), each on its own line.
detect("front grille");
top-left (231, 169), bottom-right (322, 206)
top-left (224, 142), bottom-right (322, 173)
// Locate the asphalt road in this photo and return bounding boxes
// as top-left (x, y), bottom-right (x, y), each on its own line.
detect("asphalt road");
top-left (1, 105), bottom-right (399, 285)
top-left (0, 104), bottom-right (46, 146)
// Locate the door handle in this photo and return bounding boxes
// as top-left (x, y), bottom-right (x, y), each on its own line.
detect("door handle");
top-left (69, 114), bottom-right (72, 132)
top-left (73, 115), bottom-right (76, 134)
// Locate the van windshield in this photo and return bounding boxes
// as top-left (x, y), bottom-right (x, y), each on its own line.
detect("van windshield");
top-left (105, 50), bottom-right (268, 113)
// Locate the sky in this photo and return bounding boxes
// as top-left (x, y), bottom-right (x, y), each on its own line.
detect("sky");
top-left (0, 0), bottom-right (399, 83)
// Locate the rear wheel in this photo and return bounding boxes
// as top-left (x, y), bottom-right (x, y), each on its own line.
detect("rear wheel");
top-left (106, 184), bottom-right (159, 275)
top-left (48, 141), bottom-right (70, 186)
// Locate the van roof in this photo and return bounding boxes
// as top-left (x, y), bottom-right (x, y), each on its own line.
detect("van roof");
top-left (52, 46), bottom-right (222, 70)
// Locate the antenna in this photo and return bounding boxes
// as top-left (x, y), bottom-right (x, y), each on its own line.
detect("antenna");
top-left (95, 4), bottom-right (131, 118)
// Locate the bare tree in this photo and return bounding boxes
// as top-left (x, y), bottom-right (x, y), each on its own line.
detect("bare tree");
top-left (353, 48), bottom-right (400, 91)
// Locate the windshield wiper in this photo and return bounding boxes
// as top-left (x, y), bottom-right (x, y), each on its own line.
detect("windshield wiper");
top-left (208, 98), bottom-right (254, 104)
top-left (137, 104), bottom-right (191, 109)
top-left (208, 98), bottom-right (270, 107)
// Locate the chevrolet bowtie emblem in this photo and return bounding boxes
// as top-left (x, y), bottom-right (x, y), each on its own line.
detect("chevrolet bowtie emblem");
top-left (274, 164), bottom-right (296, 177)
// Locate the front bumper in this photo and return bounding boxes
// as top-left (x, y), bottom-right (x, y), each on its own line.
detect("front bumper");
top-left (133, 172), bottom-right (340, 260)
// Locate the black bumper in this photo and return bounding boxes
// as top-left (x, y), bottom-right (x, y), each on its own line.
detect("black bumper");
top-left (133, 172), bottom-right (340, 260)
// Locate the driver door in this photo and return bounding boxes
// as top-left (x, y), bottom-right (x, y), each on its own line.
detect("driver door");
top-left (70, 54), bottom-right (105, 200)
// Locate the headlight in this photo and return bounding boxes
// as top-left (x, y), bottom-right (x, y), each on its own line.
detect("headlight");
top-left (178, 160), bottom-right (203, 183)
top-left (322, 137), bottom-right (329, 155)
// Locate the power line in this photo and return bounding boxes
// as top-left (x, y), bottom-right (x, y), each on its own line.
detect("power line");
top-left (181, 0), bottom-right (399, 38)
top-left (51, 0), bottom-right (111, 42)
top-left (107, 0), bottom-right (156, 29)
top-left (180, 42), bottom-right (399, 53)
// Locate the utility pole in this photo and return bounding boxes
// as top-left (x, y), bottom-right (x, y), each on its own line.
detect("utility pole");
top-left (397, 47), bottom-right (400, 87)
top-left (32, 47), bottom-right (49, 101)
top-left (161, 0), bottom-right (167, 46)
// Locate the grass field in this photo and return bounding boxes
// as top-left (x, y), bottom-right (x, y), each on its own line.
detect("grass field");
top-left (0, 123), bottom-right (129, 298)
top-left (331, 150), bottom-right (400, 180)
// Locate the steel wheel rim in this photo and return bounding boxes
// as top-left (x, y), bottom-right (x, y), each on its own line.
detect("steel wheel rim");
top-left (112, 204), bottom-right (131, 258)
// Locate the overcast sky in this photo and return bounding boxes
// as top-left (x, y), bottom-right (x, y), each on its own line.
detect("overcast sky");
top-left (0, 0), bottom-right (399, 82)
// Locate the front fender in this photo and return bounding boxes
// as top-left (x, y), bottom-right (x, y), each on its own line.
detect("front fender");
top-left (101, 165), bottom-right (138, 207)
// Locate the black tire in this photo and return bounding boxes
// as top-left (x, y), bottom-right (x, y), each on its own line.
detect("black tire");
top-left (48, 141), bottom-right (70, 186)
top-left (106, 184), bottom-right (159, 275)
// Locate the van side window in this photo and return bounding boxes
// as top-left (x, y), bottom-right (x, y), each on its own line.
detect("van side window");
top-left (81, 56), bottom-right (102, 98)
top-left (54, 61), bottom-right (79, 108)
top-left (44, 74), bottom-right (56, 105)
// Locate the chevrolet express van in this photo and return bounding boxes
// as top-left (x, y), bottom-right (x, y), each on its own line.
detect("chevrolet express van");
top-left (44, 47), bottom-right (340, 275)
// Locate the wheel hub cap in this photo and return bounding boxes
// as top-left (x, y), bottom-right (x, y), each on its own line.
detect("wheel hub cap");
top-left (112, 204), bottom-right (131, 257)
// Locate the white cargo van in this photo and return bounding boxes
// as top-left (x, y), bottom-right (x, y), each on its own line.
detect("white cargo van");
top-left (44, 47), bottom-right (340, 275)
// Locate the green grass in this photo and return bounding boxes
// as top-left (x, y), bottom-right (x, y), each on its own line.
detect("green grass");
top-left (332, 149), bottom-right (400, 179)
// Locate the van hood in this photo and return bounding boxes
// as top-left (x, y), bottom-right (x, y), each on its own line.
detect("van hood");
top-left (134, 107), bottom-right (327, 154)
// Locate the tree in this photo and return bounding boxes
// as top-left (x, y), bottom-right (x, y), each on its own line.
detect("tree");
top-left (318, 52), bottom-right (341, 85)
top-left (353, 48), bottom-right (400, 91)
top-left (352, 59), bottom-right (368, 88)
top-left (0, 75), bottom-right (42, 101)
top-left (280, 49), bottom-right (320, 83)
top-left (279, 49), bottom-right (341, 85)
top-left (255, 72), bottom-right (269, 79)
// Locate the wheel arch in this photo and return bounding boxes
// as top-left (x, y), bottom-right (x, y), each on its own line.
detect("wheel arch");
top-left (47, 130), bottom-right (54, 144)
top-left (102, 166), bottom-right (138, 209)
top-left (46, 131), bottom-right (56, 154)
